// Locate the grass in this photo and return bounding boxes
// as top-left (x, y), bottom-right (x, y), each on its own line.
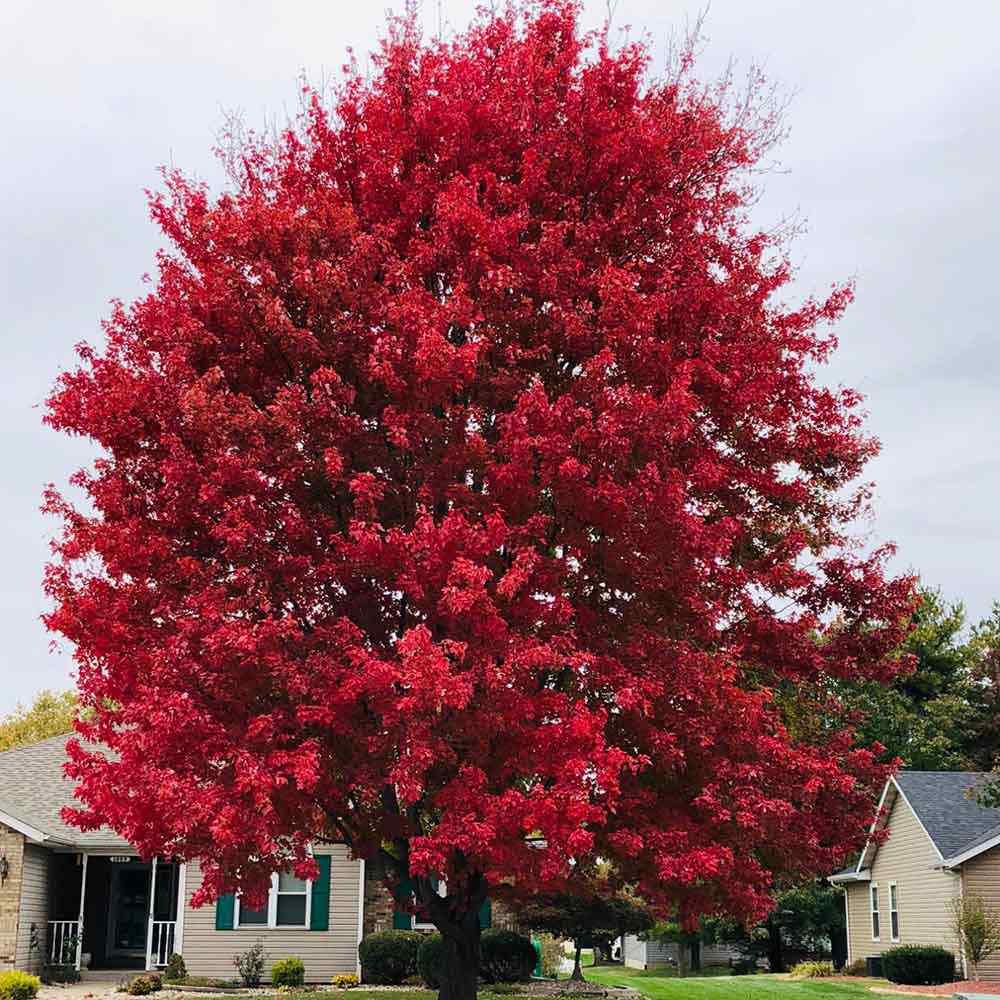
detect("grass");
top-left (582, 965), bottom-right (884, 1000)
top-left (175, 971), bottom-right (887, 1000)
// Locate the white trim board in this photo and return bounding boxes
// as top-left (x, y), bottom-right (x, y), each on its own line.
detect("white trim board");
top-left (0, 808), bottom-right (49, 843)
top-left (857, 781), bottom-right (894, 872)
top-left (355, 859), bottom-right (365, 978)
top-left (943, 829), bottom-right (1000, 868)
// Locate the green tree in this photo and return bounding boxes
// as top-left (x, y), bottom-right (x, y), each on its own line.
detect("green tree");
top-left (0, 689), bottom-right (78, 752)
top-left (705, 881), bottom-right (845, 972)
top-left (844, 588), bottom-right (976, 770)
top-left (643, 920), bottom-right (705, 977)
top-left (963, 603), bottom-right (1000, 772)
top-left (519, 892), bottom-right (652, 981)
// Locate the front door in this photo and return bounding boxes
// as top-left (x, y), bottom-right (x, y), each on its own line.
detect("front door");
top-left (106, 863), bottom-right (151, 962)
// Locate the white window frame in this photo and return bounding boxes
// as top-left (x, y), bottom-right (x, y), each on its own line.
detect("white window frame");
top-left (870, 882), bottom-right (881, 942)
top-left (889, 881), bottom-right (900, 942)
top-left (412, 879), bottom-right (447, 931)
top-left (235, 872), bottom-right (312, 930)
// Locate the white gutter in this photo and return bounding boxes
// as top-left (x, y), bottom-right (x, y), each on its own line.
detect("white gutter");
top-left (829, 869), bottom-right (872, 884)
top-left (942, 831), bottom-right (1000, 869)
top-left (0, 808), bottom-right (49, 844)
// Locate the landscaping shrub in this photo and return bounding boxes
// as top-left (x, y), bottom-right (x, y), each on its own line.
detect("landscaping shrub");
top-left (534, 933), bottom-right (563, 979)
top-left (124, 974), bottom-right (162, 996)
top-left (163, 953), bottom-right (187, 984)
top-left (790, 960), bottom-right (834, 978)
top-left (417, 933), bottom-right (445, 989)
top-left (359, 930), bottom-right (423, 985)
top-left (882, 945), bottom-right (956, 985)
top-left (0, 971), bottom-right (41, 1000)
top-left (271, 957), bottom-right (306, 988)
top-left (844, 959), bottom-right (868, 976)
top-left (233, 939), bottom-right (266, 988)
top-left (40, 965), bottom-right (80, 985)
top-left (331, 973), bottom-right (360, 989)
top-left (730, 958), bottom-right (757, 975)
top-left (480, 929), bottom-right (536, 983)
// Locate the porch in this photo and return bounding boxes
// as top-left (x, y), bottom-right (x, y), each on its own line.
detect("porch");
top-left (47, 853), bottom-right (184, 972)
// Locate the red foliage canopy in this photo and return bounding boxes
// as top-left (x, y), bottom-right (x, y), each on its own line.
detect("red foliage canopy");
top-left (45, 1), bottom-right (913, 927)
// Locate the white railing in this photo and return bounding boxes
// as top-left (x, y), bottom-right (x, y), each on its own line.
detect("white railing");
top-left (47, 920), bottom-right (80, 964)
top-left (150, 920), bottom-right (176, 968)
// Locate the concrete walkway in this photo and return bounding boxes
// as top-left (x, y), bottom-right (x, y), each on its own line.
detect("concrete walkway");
top-left (38, 983), bottom-right (120, 1000)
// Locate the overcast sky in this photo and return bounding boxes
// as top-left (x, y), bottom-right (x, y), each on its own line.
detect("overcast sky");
top-left (1, 1), bottom-right (998, 713)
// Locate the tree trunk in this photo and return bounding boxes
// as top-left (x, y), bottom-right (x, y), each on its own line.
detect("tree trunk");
top-left (766, 919), bottom-right (784, 974)
top-left (690, 939), bottom-right (701, 972)
top-left (677, 942), bottom-right (690, 979)
top-left (438, 908), bottom-right (482, 1000)
top-left (571, 942), bottom-right (585, 981)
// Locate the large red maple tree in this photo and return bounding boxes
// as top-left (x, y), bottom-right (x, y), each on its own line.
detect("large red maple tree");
top-left (45, 3), bottom-right (913, 997)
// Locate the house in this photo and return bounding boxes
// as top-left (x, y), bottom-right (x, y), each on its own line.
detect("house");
top-left (830, 771), bottom-right (1000, 980)
top-left (622, 935), bottom-right (739, 971)
top-left (0, 735), bottom-right (497, 981)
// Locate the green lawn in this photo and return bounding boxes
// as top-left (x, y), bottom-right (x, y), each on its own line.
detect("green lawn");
top-left (181, 975), bottom-right (883, 1000)
top-left (583, 966), bottom-right (881, 1000)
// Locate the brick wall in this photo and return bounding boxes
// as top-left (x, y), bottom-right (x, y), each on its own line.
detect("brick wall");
top-left (360, 859), bottom-right (523, 938)
top-left (362, 858), bottom-right (396, 937)
top-left (0, 824), bottom-right (26, 970)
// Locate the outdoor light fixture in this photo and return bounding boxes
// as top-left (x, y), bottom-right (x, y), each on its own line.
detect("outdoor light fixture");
top-left (0, 852), bottom-right (9, 886)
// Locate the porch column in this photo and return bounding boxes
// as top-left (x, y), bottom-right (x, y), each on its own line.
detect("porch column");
top-left (174, 864), bottom-right (187, 957)
top-left (145, 857), bottom-right (158, 971)
top-left (75, 853), bottom-right (88, 971)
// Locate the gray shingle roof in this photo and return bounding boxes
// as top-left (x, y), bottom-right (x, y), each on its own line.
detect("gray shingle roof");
top-left (0, 734), bottom-right (131, 850)
top-left (895, 771), bottom-right (1000, 860)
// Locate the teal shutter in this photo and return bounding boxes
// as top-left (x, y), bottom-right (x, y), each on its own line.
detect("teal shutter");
top-left (310, 855), bottom-right (331, 931)
top-left (393, 877), bottom-right (415, 930)
top-left (479, 898), bottom-right (492, 929)
top-left (216, 894), bottom-right (235, 930)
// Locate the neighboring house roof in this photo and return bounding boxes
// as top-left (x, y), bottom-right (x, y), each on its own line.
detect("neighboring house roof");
top-left (844, 771), bottom-right (1000, 878)
top-left (893, 771), bottom-right (1000, 859)
top-left (0, 733), bottom-right (131, 850)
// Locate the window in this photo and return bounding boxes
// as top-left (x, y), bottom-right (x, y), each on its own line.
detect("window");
top-left (870, 884), bottom-right (880, 941)
top-left (889, 883), bottom-right (900, 941)
top-left (236, 872), bottom-right (312, 929)
top-left (276, 871), bottom-right (309, 927)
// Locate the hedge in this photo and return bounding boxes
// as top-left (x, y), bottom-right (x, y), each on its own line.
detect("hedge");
top-left (359, 930), bottom-right (423, 984)
top-left (480, 929), bottom-right (535, 983)
top-left (882, 945), bottom-right (956, 985)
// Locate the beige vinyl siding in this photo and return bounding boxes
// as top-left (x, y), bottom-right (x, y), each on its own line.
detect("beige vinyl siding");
top-left (846, 791), bottom-right (962, 969)
top-left (181, 845), bottom-right (361, 982)
top-left (961, 846), bottom-right (1000, 979)
top-left (623, 934), bottom-right (645, 969)
top-left (15, 846), bottom-right (49, 972)
top-left (622, 935), bottom-right (738, 970)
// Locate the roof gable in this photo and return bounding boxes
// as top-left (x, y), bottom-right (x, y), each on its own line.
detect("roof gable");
top-left (0, 734), bottom-right (131, 850)
top-left (856, 771), bottom-right (1000, 873)
top-left (893, 771), bottom-right (1000, 859)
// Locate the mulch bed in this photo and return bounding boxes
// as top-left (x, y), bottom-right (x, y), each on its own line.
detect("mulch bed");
top-left (871, 982), bottom-right (1000, 996)
top-left (509, 983), bottom-right (640, 998)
